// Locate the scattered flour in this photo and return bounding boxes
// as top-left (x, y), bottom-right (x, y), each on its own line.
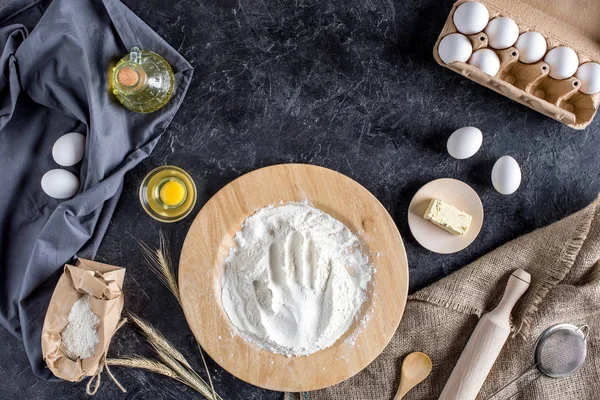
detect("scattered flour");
top-left (61, 295), bottom-right (100, 360)
top-left (221, 202), bottom-right (373, 356)
top-left (344, 310), bottom-right (373, 346)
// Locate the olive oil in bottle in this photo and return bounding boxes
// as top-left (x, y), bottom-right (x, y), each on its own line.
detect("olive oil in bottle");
top-left (111, 47), bottom-right (174, 113)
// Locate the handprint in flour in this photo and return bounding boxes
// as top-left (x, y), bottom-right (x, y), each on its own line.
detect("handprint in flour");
top-left (253, 231), bottom-right (334, 348)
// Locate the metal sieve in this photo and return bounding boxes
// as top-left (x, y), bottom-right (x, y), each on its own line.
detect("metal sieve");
top-left (487, 323), bottom-right (589, 399)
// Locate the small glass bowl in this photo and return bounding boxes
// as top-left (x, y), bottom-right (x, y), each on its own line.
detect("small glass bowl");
top-left (139, 165), bottom-right (197, 223)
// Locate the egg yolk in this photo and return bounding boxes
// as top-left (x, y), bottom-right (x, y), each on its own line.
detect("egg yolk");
top-left (159, 180), bottom-right (186, 206)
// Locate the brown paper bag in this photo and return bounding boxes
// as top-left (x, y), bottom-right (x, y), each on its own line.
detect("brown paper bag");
top-left (41, 258), bottom-right (126, 382)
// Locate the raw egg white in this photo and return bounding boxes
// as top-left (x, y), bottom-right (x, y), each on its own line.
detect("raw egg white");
top-left (41, 169), bottom-right (80, 199)
top-left (575, 62), bottom-right (600, 94)
top-left (52, 132), bottom-right (85, 167)
top-left (469, 49), bottom-right (500, 76)
top-left (544, 47), bottom-right (579, 80)
top-left (491, 156), bottom-right (521, 195)
top-left (447, 126), bottom-right (483, 159)
top-left (453, 1), bottom-right (489, 35)
top-left (514, 31), bottom-right (547, 64)
top-left (484, 17), bottom-right (519, 49)
top-left (438, 33), bottom-right (473, 64)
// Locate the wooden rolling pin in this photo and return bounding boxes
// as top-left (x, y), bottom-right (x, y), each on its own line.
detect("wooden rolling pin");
top-left (438, 268), bottom-right (531, 400)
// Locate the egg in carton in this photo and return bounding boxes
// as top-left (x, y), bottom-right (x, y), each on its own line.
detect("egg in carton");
top-left (434, 0), bottom-right (600, 130)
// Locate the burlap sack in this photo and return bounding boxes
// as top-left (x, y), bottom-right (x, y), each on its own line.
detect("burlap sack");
top-left (41, 259), bottom-right (125, 383)
top-left (289, 197), bottom-right (600, 399)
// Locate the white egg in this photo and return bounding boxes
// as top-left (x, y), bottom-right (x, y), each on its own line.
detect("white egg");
top-left (52, 132), bottom-right (86, 167)
top-left (438, 33), bottom-right (473, 64)
top-left (447, 126), bottom-right (483, 159)
top-left (468, 49), bottom-right (500, 76)
top-left (484, 17), bottom-right (519, 49)
top-left (514, 31), bottom-right (547, 64)
top-left (41, 169), bottom-right (80, 199)
top-left (491, 156), bottom-right (521, 195)
top-left (575, 62), bottom-right (600, 94)
top-left (453, 1), bottom-right (489, 35)
top-left (544, 46), bottom-right (579, 80)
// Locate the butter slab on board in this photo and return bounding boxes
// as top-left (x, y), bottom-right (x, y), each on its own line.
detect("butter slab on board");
top-left (408, 178), bottom-right (483, 254)
top-left (423, 198), bottom-right (472, 235)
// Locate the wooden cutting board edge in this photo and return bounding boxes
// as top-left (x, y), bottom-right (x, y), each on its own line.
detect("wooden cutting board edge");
top-left (178, 163), bottom-right (409, 392)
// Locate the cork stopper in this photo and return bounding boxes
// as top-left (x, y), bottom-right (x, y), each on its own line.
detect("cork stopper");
top-left (117, 66), bottom-right (140, 87)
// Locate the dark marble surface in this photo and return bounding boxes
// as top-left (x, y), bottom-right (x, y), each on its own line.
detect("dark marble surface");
top-left (1, 0), bottom-right (600, 399)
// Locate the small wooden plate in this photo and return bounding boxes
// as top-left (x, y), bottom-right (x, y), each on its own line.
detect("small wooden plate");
top-left (179, 164), bottom-right (408, 392)
top-left (408, 178), bottom-right (483, 254)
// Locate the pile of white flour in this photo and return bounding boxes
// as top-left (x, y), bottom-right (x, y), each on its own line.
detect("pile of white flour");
top-left (221, 202), bottom-right (372, 356)
top-left (61, 295), bottom-right (100, 360)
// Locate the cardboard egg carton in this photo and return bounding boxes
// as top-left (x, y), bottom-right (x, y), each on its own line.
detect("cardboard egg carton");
top-left (433, 0), bottom-right (600, 129)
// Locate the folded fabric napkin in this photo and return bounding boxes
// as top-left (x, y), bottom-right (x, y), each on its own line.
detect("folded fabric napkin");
top-left (289, 196), bottom-right (600, 399)
top-left (0, 0), bottom-right (192, 380)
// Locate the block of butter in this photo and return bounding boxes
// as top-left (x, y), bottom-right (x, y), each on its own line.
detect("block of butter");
top-left (423, 198), bottom-right (472, 235)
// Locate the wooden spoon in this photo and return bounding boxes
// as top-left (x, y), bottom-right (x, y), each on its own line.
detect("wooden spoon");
top-left (394, 352), bottom-right (433, 400)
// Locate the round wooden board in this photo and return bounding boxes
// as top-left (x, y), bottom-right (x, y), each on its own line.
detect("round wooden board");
top-left (407, 178), bottom-right (483, 254)
top-left (179, 164), bottom-right (408, 392)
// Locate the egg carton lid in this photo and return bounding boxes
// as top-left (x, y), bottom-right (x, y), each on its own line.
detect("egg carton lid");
top-left (484, 0), bottom-right (600, 62)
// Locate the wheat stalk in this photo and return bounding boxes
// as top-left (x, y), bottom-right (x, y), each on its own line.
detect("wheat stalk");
top-left (195, 342), bottom-right (217, 400)
top-left (137, 232), bottom-right (217, 400)
top-left (106, 356), bottom-right (220, 399)
top-left (127, 312), bottom-right (193, 370)
top-left (156, 349), bottom-right (222, 400)
top-left (127, 313), bottom-right (221, 400)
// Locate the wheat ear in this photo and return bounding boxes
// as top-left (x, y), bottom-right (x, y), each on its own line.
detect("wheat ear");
top-left (126, 314), bottom-right (222, 399)
top-left (138, 233), bottom-right (181, 304)
top-left (127, 312), bottom-right (192, 370)
top-left (107, 357), bottom-right (218, 397)
top-left (156, 350), bottom-right (222, 400)
top-left (106, 357), bottom-right (181, 382)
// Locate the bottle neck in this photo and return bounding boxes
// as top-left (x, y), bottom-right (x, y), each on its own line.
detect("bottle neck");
top-left (114, 64), bottom-right (146, 94)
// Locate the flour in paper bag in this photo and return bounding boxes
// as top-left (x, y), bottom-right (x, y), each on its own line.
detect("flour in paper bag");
top-left (61, 295), bottom-right (100, 360)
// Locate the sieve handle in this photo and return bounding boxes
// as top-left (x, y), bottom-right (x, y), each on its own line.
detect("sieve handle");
top-left (438, 269), bottom-right (531, 400)
top-left (485, 364), bottom-right (539, 400)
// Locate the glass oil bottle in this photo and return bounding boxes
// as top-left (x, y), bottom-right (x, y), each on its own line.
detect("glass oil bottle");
top-left (111, 47), bottom-right (175, 113)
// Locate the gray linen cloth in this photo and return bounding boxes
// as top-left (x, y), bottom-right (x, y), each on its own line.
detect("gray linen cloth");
top-left (0, 0), bottom-right (192, 380)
